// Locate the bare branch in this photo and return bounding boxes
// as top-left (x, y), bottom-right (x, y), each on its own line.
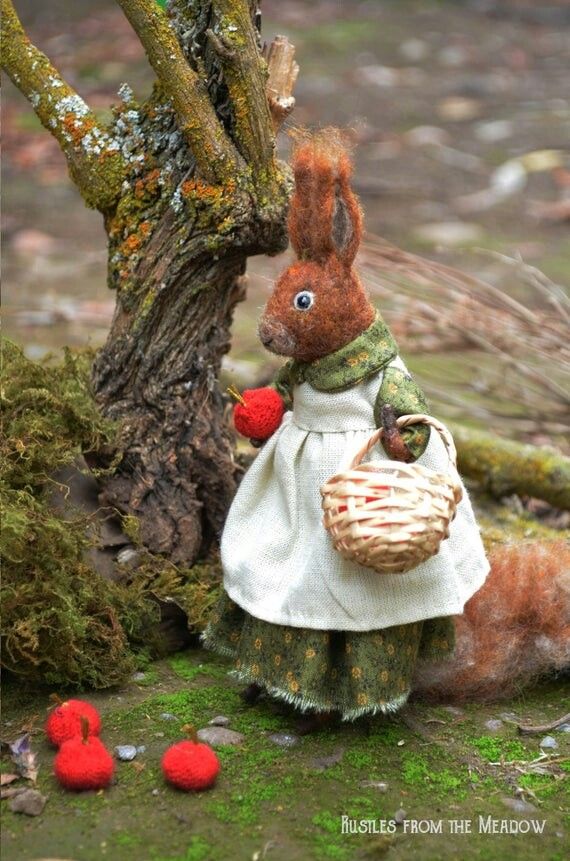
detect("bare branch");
top-left (265, 35), bottom-right (299, 133)
top-left (209, 0), bottom-right (276, 173)
top-left (0, 0), bottom-right (126, 212)
top-left (115, 0), bottom-right (242, 184)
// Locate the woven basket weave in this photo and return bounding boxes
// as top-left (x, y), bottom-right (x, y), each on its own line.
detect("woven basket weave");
top-left (320, 414), bottom-right (463, 575)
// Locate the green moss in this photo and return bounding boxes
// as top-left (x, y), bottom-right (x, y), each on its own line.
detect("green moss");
top-left (401, 751), bottom-right (467, 798)
top-left (312, 838), bottom-right (350, 861)
top-left (1, 485), bottom-right (144, 687)
top-left (168, 653), bottom-right (228, 682)
top-left (133, 666), bottom-right (160, 686)
top-left (137, 285), bottom-right (158, 320)
top-left (471, 736), bottom-right (529, 762)
top-left (451, 422), bottom-right (570, 511)
top-left (183, 837), bottom-right (216, 861)
top-left (518, 773), bottom-right (564, 800)
top-left (313, 810), bottom-right (342, 834)
top-left (218, 778), bottom-right (280, 825)
top-left (150, 836), bottom-right (216, 861)
top-left (111, 686), bottom-right (241, 740)
top-left (113, 832), bottom-right (143, 848)
top-left (168, 655), bottom-right (207, 682)
top-left (311, 811), bottom-right (352, 860)
top-left (1, 340), bottom-right (116, 489)
top-left (0, 341), bottom-right (140, 687)
top-left (1, 655), bottom-right (567, 861)
top-left (344, 749), bottom-right (375, 770)
top-left (367, 724), bottom-right (403, 746)
top-left (204, 726), bottom-right (291, 828)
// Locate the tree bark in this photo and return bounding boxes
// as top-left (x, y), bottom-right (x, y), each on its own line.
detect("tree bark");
top-left (92, 182), bottom-right (289, 563)
top-left (89, 2), bottom-right (294, 564)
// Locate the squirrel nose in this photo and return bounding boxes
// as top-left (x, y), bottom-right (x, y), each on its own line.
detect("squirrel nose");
top-left (258, 317), bottom-right (296, 356)
top-left (258, 319), bottom-right (275, 346)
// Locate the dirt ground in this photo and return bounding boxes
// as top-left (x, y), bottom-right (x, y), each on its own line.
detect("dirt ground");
top-left (2, 2), bottom-right (569, 859)
top-left (1, 653), bottom-right (568, 861)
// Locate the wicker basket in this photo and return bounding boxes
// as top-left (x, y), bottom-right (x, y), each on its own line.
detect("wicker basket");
top-left (320, 414), bottom-right (463, 575)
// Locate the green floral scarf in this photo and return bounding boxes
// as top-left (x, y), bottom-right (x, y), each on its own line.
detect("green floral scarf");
top-left (273, 313), bottom-right (398, 396)
top-left (271, 312), bottom-right (430, 460)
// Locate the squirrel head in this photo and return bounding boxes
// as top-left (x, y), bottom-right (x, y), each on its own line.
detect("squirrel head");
top-left (258, 131), bottom-right (376, 363)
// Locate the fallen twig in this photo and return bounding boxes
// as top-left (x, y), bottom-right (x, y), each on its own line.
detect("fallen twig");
top-left (517, 713), bottom-right (570, 735)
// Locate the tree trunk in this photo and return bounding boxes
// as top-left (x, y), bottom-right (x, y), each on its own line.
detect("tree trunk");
top-left (93, 193), bottom-right (288, 563)
top-left (88, 1), bottom-right (294, 565)
top-left (2, 0), bottom-right (298, 565)
top-left (92, 93), bottom-right (290, 564)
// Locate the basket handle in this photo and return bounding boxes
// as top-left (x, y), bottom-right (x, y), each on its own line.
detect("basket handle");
top-left (349, 413), bottom-right (459, 471)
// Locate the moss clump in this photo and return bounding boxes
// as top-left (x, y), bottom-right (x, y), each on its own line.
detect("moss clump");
top-left (1, 341), bottom-right (134, 686)
top-left (1, 484), bottom-right (151, 687)
top-left (470, 736), bottom-right (528, 762)
top-left (401, 751), bottom-right (467, 798)
top-left (1, 340), bottom-right (116, 488)
top-left (0, 341), bottom-right (221, 688)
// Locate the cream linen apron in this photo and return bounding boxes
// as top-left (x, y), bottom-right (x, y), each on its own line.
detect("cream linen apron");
top-left (221, 359), bottom-right (490, 631)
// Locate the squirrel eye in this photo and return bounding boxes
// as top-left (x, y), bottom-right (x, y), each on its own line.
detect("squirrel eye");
top-left (293, 290), bottom-right (315, 311)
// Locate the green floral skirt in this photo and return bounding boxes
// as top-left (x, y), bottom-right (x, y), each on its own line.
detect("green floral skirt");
top-left (201, 591), bottom-right (455, 721)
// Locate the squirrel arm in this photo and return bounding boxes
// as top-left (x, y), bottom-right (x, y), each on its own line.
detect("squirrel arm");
top-left (373, 364), bottom-right (430, 461)
top-left (270, 361), bottom-right (297, 411)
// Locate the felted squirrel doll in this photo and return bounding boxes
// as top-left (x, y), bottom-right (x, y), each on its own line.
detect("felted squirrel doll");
top-left (202, 133), bottom-right (569, 726)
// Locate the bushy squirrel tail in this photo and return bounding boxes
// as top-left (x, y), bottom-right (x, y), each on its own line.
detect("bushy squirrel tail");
top-left (412, 541), bottom-right (570, 702)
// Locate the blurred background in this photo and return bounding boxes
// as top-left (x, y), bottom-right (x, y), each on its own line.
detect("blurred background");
top-left (3, 0), bottom-right (569, 445)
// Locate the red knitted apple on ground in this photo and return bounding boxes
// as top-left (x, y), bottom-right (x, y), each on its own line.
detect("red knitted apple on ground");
top-left (162, 726), bottom-right (220, 791)
top-left (54, 717), bottom-right (114, 791)
top-left (229, 386), bottom-right (284, 441)
top-left (45, 696), bottom-right (102, 746)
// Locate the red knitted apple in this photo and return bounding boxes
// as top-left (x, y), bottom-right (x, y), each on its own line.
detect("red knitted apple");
top-left (162, 727), bottom-right (220, 791)
top-left (45, 697), bottom-right (101, 747)
top-left (54, 717), bottom-right (114, 791)
top-left (231, 386), bottom-right (284, 441)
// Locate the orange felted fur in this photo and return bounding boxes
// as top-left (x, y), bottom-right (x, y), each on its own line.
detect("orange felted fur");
top-left (258, 131), bottom-right (375, 363)
top-left (412, 541), bottom-right (570, 702)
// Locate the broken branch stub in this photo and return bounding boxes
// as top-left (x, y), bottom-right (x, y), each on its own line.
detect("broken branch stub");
top-left (265, 35), bottom-right (299, 132)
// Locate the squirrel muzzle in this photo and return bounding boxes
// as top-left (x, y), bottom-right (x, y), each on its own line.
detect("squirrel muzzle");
top-left (258, 316), bottom-right (298, 357)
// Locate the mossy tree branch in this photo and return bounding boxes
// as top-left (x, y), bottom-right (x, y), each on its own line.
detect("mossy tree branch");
top-left (208, 0), bottom-right (276, 174)
top-left (115, 0), bottom-right (243, 185)
top-left (450, 422), bottom-right (570, 510)
top-left (0, 0), bottom-right (126, 212)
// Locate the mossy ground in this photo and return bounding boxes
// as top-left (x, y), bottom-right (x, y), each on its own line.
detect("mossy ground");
top-left (2, 652), bottom-right (567, 861)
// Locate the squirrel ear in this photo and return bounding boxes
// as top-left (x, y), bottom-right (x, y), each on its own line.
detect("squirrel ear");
top-left (288, 144), bottom-right (333, 262)
top-left (288, 133), bottom-right (362, 267)
top-left (330, 153), bottom-right (362, 267)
